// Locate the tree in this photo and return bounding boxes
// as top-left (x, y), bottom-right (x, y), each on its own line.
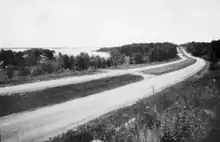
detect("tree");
top-left (13, 51), bottom-right (25, 66)
top-left (40, 62), bottom-right (54, 74)
top-left (68, 55), bottom-right (76, 70)
top-left (133, 53), bottom-right (143, 64)
top-left (25, 49), bottom-right (41, 66)
top-left (0, 50), bottom-right (15, 68)
top-left (62, 55), bottom-right (70, 69)
top-left (90, 55), bottom-right (98, 69)
top-left (75, 52), bottom-right (90, 70)
top-left (209, 40), bottom-right (220, 63)
top-left (110, 49), bottom-right (125, 67)
top-left (41, 49), bottom-right (55, 60)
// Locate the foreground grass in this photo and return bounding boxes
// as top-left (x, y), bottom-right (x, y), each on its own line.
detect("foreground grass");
top-left (142, 59), bottom-right (196, 75)
top-left (0, 74), bottom-right (143, 117)
top-left (0, 69), bottom-right (99, 87)
top-left (45, 63), bottom-right (220, 142)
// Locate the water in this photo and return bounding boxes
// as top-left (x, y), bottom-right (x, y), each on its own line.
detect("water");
top-left (1, 47), bottom-right (110, 58)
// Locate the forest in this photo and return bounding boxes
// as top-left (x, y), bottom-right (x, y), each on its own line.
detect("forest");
top-left (0, 42), bottom-right (178, 80)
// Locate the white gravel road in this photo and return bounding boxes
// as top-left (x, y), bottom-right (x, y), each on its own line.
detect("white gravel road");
top-left (0, 47), bottom-right (206, 142)
top-left (0, 48), bottom-right (185, 95)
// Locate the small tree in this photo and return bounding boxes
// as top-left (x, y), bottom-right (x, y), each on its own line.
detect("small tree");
top-left (75, 52), bottom-right (90, 70)
top-left (68, 55), bottom-right (76, 70)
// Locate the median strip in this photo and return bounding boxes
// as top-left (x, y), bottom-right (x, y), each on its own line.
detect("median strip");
top-left (141, 59), bottom-right (196, 75)
top-left (0, 74), bottom-right (143, 117)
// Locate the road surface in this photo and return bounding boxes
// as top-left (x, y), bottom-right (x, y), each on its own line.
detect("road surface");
top-left (0, 48), bottom-right (186, 95)
top-left (0, 47), bottom-right (206, 142)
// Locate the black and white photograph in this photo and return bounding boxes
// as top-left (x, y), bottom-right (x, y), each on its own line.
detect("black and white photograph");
top-left (0, 0), bottom-right (220, 142)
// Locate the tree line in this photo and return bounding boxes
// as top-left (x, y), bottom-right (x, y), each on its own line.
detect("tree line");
top-left (0, 42), bottom-right (178, 79)
top-left (0, 49), bottom-right (115, 78)
top-left (98, 42), bottom-right (178, 64)
top-left (181, 39), bottom-right (220, 70)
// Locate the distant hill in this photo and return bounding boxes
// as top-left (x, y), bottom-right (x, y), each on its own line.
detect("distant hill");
top-left (97, 43), bottom-right (177, 55)
top-left (97, 42), bottom-right (178, 61)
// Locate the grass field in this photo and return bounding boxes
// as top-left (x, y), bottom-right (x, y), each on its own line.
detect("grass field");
top-left (0, 74), bottom-right (143, 117)
top-left (141, 58), bottom-right (196, 75)
top-left (46, 64), bottom-right (219, 142)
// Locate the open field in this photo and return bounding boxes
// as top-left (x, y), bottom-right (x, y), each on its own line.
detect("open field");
top-left (0, 74), bottom-right (143, 117)
top-left (142, 58), bottom-right (196, 75)
top-left (46, 63), bottom-right (213, 142)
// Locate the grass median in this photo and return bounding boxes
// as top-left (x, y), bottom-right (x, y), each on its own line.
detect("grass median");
top-left (108, 56), bottom-right (180, 70)
top-left (141, 59), bottom-right (196, 75)
top-left (0, 74), bottom-right (143, 117)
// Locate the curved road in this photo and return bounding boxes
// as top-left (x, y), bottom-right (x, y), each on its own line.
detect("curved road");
top-left (0, 47), bottom-right (206, 142)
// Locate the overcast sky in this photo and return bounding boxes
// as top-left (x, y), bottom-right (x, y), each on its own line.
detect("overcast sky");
top-left (0, 0), bottom-right (220, 49)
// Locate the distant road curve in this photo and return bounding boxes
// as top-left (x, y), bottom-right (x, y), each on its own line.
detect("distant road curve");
top-left (0, 47), bottom-right (186, 95)
top-left (0, 47), bottom-right (206, 142)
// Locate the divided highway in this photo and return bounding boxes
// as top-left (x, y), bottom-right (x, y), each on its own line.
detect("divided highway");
top-left (0, 47), bottom-right (206, 142)
top-left (0, 48), bottom-right (185, 95)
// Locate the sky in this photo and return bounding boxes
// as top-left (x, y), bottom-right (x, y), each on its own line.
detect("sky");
top-left (0, 0), bottom-right (220, 49)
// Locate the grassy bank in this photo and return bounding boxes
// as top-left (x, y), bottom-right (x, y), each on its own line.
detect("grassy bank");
top-left (0, 74), bottom-right (143, 117)
top-left (45, 63), bottom-right (220, 142)
top-left (142, 59), bottom-right (196, 75)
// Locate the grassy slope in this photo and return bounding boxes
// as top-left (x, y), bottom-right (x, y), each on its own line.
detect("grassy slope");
top-left (46, 63), bottom-right (220, 142)
top-left (0, 74), bottom-right (143, 117)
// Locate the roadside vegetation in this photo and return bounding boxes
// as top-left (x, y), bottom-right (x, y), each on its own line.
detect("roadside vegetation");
top-left (0, 42), bottom-right (178, 86)
top-left (45, 40), bottom-right (220, 142)
top-left (0, 74), bottom-right (143, 117)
